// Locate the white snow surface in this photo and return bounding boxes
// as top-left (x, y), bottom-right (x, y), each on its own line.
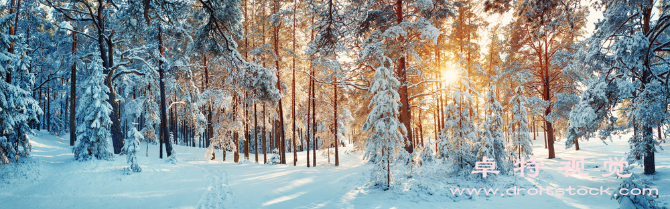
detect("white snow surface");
top-left (0, 130), bottom-right (668, 208)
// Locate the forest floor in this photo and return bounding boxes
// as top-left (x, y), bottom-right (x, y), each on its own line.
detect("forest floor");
top-left (0, 130), bottom-right (668, 208)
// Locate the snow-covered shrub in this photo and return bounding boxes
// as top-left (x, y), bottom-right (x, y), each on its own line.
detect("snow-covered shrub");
top-left (267, 148), bottom-right (281, 165)
top-left (614, 175), bottom-right (666, 209)
top-left (166, 148), bottom-right (178, 164)
top-left (414, 144), bottom-right (434, 167)
top-left (123, 127), bottom-right (143, 173)
top-left (0, 137), bottom-right (9, 164)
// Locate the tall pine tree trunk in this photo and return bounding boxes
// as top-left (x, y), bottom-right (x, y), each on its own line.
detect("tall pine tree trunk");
top-left (158, 25), bottom-right (173, 157)
top-left (274, 0), bottom-right (286, 164)
top-left (243, 0), bottom-right (250, 162)
top-left (106, 39), bottom-right (124, 154)
top-left (395, 0), bottom-right (412, 153)
top-left (333, 83), bottom-right (339, 166)
top-left (204, 55), bottom-right (213, 147)
top-left (69, 29), bottom-right (77, 146)
top-left (234, 96), bottom-right (240, 163)
top-left (263, 104), bottom-right (267, 164)
top-left (254, 102), bottom-right (259, 162)
top-left (307, 56), bottom-right (312, 167)
top-left (419, 109), bottom-right (424, 146)
top-left (306, 15), bottom-right (314, 168)
top-left (312, 68), bottom-right (317, 167)
top-left (245, 92), bottom-right (250, 160)
top-left (6, 0), bottom-right (20, 84)
top-left (292, 0), bottom-right (298, 166)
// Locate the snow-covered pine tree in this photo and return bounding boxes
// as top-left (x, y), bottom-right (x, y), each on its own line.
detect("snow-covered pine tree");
top-left (73, 61), bottom-right (114, 161)
top-left (123, 126), bottom-right (143, 173)
top-left (362, 59), bottom-right (409, 190)
top-left (565, 0), bottom-right (668, 175)
top-left (0, 11), bottom-right (41, 164)
top-left (508, 86), bottom-right (532, 160)
top-left (479, 85), bottom-right (510, 174)
top-left (439, 66), bottom-right (478, 173)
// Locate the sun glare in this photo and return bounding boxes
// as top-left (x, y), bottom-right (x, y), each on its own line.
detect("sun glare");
top-left (443, 69), bottom-right (459, 85)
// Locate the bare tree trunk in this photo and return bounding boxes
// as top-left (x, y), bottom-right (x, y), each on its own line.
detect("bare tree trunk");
top-left (158, 25), bottom-right (173, 157)
top-left (107, 37), bottom-right (124, 155)
top-left (433, 108), bottom-right (438, 155)
top-left (307, 49), bottom-right (312, 167)
top-left (263, 104), bottom-right (267, 164)
top-left (69, 29), bottom-right (77, 146)
top-left (46, 88), bottom-right (51, 132)
top-left (245, 93), bottom-right (250, 161)
top-left (6, 0), bottom-right (21, 83)
top-left (532, 115), bottom-right (537, 141)
top-left (395, 0), bottom-right (412, 153)
top-left (254, 101), bottom-right (259, 162)
top-left (291, 0), bottom-right (298, 166)
top-left (385, 148), bottom-right (389, 189)
top-left (543, 125), bottom-right (547, 149)
top-left (419, 109), bottom-right (424, 146)
top-left (274, 0), bottom-right (287, 164)
top-left (204, 55), bottom-right (213, 151)
top-left (261, 2), bottom-right (268, 164)
top-left (334, 83), bottom-right (339, 166)
top-left (234, 96), bottom-right (240, 163)
top-left (312, 67), bottom-right (317, 167)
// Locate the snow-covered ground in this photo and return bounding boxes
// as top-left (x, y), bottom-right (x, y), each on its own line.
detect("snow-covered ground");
top-left (1, 130), bottom-right (668, 208)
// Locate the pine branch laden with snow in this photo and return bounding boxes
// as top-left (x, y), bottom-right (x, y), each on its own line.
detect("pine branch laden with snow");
top-left (193, 0), bottom-right (281, 105)
top-left (73, 61), bottom-right (114, 161)
top-left (362, 60), bottom-right (409, 190)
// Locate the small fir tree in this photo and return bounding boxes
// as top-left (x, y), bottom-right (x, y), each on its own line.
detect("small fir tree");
top-left (362, 61), bottom-right (409, 190)
top-left (508, 86), bottom-right (532, 160)
top-left (73, 61), bottom-right (114, 161)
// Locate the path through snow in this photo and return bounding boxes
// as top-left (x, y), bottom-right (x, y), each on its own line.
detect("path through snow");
top-left (196, 166), bottom-right (233, 209)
